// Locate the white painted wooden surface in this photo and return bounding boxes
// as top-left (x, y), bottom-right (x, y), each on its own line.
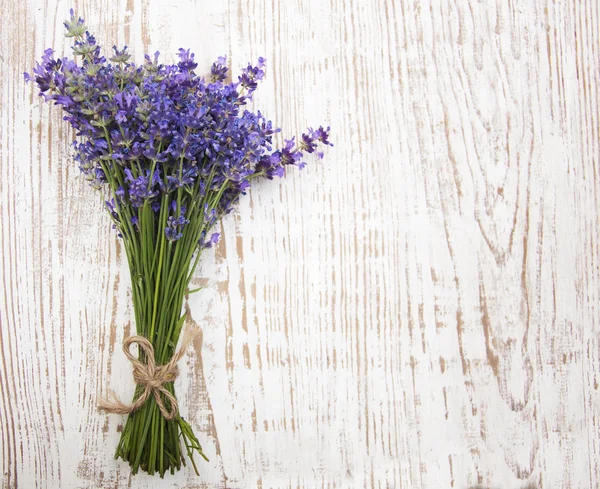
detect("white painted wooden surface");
top-left (1, 0), bottom-right (599, 488)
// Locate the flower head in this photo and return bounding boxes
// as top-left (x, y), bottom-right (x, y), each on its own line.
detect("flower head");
top-left (26, 10), bottom-right (332, 249)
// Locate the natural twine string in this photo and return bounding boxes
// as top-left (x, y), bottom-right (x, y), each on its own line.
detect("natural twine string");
top-left (98, 327), bottom-right (199, 421)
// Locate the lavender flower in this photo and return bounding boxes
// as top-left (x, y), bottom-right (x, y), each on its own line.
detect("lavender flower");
top-left (25, 9), bottom-right (331, 478)
top-left (199, 231), bottom-right (220, 249)
top-left (165, 206), bottom-right (189, 241)
top-left (210, 56), bottom-right (228, 82)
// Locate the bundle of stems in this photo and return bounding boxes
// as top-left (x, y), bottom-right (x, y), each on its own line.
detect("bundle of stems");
top-left (107, 161), bottom-right (269, 475)
top-left (111, 184), bottom-right (215, 475)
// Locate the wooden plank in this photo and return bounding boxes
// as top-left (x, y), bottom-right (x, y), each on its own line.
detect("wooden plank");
top-left (0, 0), bottom-right (598, 487)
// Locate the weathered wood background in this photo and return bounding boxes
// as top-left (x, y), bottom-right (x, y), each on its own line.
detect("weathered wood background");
top-left (1, 0), bottom-right (599, 488)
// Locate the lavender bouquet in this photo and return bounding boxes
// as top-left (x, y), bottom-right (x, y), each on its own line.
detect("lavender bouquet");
top-left (26, 10), bottom-right (331, 477)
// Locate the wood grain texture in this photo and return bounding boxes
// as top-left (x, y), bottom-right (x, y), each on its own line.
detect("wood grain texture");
top-left (1, 0), bottom-right (598, 487)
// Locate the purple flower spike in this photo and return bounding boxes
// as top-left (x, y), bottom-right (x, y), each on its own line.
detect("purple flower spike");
top-left (25, 9), bottom-right (331, 239)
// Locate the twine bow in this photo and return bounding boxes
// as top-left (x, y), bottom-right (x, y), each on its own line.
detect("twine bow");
top-left (98, 327), bottom-right (199, 421)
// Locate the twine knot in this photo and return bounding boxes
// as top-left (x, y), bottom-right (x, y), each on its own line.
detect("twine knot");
top-left (98, 327), bottom-right (198, 421)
